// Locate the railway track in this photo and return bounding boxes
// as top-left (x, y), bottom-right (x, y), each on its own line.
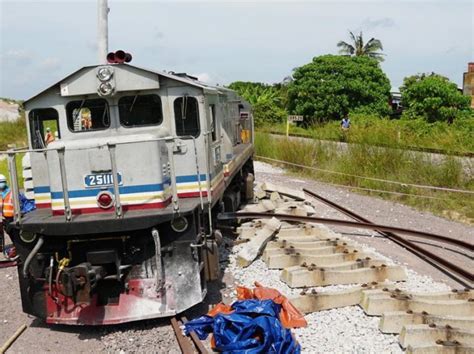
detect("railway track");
top-left (218, 188), bottom-right (473, 289)
top-left (171, 316), bottom-right (208, 354)
top-left (302, 188), bottom-right (473, 289)
top-left (218, 183), bottom-right (474, 352)
top-left (171, 184), bottom-right (474, 354)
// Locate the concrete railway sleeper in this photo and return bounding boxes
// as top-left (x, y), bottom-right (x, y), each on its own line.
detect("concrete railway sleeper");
top-left (281, 264), bottom-right (407, 288)
top-left (380, 311), bottom-right (474, 334)
top-left (400, 324), bottom-right (474, 350)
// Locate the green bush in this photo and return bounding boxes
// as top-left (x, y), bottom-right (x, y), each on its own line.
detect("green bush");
top-left (288, 55), bottom-right (391, 122)
top-left (400, 73), bottom-right (472, 123)
top-left (228, 81), bottom-right (288, 127)
top-left (252, 101), bottom-right (286, 127)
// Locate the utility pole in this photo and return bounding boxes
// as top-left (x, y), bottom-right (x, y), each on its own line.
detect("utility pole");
top-left (97, 0), bottom-right (109, 64)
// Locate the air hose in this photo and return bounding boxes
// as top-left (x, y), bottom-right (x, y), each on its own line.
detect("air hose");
top-left (22, 236), bottom-right (44, 278)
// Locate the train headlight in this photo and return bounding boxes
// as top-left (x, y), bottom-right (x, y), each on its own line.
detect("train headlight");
top-left (171, 216), bottom-right (188, 233)
top-left (97, 66), bottom-right (114, 81)
top-left (98, 82), bottom-right (114, 96)
top-left (20, 231), bottom-right (37, 243)
top-left (97, 191), bottom-right (114, 209)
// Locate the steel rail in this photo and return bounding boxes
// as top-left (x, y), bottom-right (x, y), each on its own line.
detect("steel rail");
top-left (217, 212), bottom-right (473, 251)
top-left (0, 260), bottom-right (17, 269)
top-left (181, 316), bottom-right (209, 354)
top-left (302, 188), bottom-right (473, 287)
top-left (170, 317), bottom-right (194, 354)
top-left (171, 316), bottom-right (209, 354)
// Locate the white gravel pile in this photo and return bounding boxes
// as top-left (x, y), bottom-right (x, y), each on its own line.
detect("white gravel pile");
top-left (294, 307), bottom-right (400, 354)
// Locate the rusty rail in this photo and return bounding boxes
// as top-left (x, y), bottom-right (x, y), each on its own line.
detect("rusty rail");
top-left (217, 213), bottom-right (472, 251)
top-left (302, 188), bottom-right (473, 288)
top-left (171, 316), bottom-right (209, 354)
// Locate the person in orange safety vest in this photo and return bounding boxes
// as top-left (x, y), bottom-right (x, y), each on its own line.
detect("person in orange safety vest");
top-left (0, 174), bottom-right (14, 256)
top-left (0, 174), bottom-right (14, 219)
top-left (44, 127), bottom-right (55, 146)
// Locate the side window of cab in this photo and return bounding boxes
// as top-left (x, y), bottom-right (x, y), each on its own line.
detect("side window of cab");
top-left (29, 108), bottom-right (60, 148)
top-left (174, 96), bottom-right (200, 138)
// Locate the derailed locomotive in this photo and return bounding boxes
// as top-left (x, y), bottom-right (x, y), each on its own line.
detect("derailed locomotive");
top-left (4, 63), bottom-right (254, 325)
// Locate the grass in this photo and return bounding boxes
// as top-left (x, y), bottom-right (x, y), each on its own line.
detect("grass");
top-left (0, 117), bottom-right (27, 151)
top-left (0, 155), bottom-right (24, 188)
top-left (255, 132), bottom-right (474, 224)
top-left (259, 114), bottom-right (474, 155)
top-left (0, 116), bottom-right (27, 188)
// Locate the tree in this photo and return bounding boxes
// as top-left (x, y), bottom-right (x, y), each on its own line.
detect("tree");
top-left (287, 55), bottom-right (391, 122)
top-left (228, 81), bottom-right (287, 126)
top-left (337, 31), bottom-right (385, 62)
top-left (400, 73), bottom-right (471, 123)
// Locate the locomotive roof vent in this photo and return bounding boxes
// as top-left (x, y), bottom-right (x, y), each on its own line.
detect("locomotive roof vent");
top-left (168, 72), bottom-right (199, 81)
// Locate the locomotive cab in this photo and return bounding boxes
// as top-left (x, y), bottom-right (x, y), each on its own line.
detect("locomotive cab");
top-left (4, 63), bottom-right (254, 324)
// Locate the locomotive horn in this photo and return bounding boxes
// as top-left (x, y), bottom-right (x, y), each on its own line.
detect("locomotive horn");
top-left (114, 50), bottom-right (126, 63)
top-left (106, 52), bottom-right (116, 63)
top-left (124, 52), bottom-right (132, 63)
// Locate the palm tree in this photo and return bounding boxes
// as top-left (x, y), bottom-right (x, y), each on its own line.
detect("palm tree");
top-left (337, 31), bottom-right (385, 62)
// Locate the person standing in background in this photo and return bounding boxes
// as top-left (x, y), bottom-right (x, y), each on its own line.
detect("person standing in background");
top-left (340, 114), bottom-right (351, 131)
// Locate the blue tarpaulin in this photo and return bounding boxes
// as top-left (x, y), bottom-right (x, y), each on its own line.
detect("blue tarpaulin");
top-left (184, 299), bottom-right (301, 354)
top-left (19, 193), bottom-right (36, 214)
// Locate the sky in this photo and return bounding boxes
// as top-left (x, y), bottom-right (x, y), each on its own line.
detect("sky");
top-left (0, 0), bottom-right (473, 100)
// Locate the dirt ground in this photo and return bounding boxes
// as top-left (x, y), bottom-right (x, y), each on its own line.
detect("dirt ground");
top-left (0, 161), bottom-right (472, 352)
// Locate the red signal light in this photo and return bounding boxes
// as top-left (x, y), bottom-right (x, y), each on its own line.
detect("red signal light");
top-left (106, 50), bottom-right (132, 64)
top-left (97, 191), bottom-right (114, 209)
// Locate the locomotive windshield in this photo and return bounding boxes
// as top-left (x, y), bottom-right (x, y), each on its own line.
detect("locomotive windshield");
top-left (66, 98), bottom-right (110, 132)
top-left (118, 94), bottom-right (163, 127)
top-left (174, 96), bottom-right (200, 138)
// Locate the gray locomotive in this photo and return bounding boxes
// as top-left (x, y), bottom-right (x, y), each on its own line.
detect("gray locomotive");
top-left (3, 56), bottom-right (254, 324)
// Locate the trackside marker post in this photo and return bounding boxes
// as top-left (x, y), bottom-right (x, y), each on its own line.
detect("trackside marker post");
top-left (287, 115), bottom-right (304, 137)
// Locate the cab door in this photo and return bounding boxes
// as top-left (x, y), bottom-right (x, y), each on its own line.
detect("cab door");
top-left (167, 86), bottom-right (221, 199)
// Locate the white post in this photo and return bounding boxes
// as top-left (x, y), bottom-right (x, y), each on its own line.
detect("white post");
top-left (97, 0), bottom-right (109, 64)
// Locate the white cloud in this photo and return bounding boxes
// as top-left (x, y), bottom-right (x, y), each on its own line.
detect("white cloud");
top-left (39, 57), bottom-right (61, 70)
top-left (1, 49), bottom-right (32, 64)
top-left (359, 17), bottom-right (396, 30)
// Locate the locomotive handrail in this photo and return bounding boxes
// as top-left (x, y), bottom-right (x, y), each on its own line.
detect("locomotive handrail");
top-left (107, 143), bottom-right (122, 218)
top-left (0, 135), bottom-right (186, 154)
top-left (0, 134), bottom-right (208, 221)
top-left (57, 147), bottom-right (72, 221)
top-left (6, 150), bottom-right (21, 223)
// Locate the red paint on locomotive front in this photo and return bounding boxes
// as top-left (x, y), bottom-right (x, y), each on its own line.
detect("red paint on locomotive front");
top-left (45, 279), bottom-right (176, 325)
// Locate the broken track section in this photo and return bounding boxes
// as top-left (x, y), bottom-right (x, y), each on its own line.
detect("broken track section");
top-left (230, 182), bottom-right (473, 353)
